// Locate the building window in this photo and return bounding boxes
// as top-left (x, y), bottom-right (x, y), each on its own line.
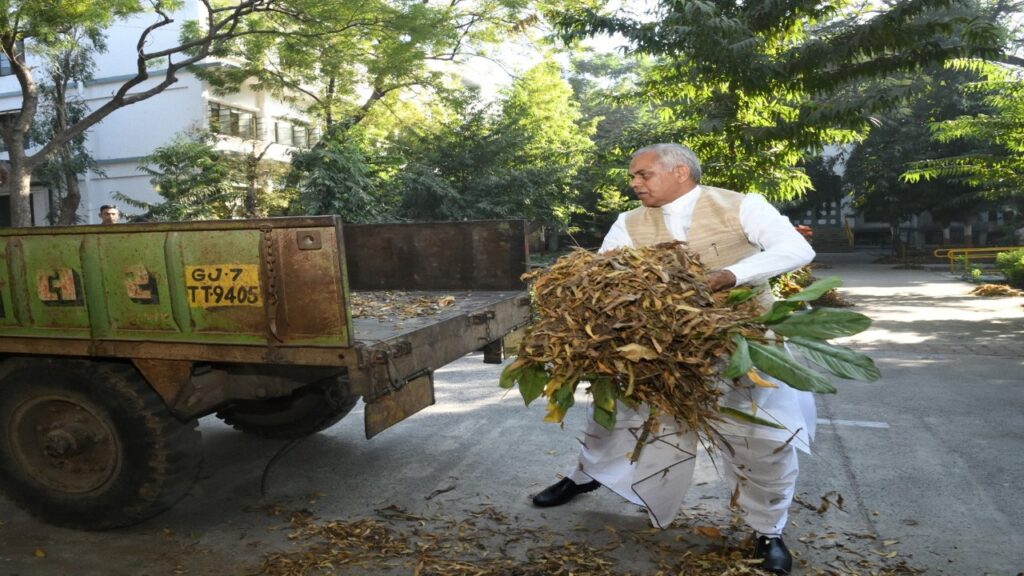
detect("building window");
top-left (0, 40), bottom-right (25, 77)
top-left (274, 120), bottom-right (293, 146)
top-left (209, 102), bottom-right (259, 139)
top-left (273, 119), bottom-right (318, 148)
top-left (293, 124), bottom-right (308, 148)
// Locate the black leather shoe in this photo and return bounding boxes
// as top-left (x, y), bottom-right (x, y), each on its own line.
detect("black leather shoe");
top-left (754, 535), bottom-right (792, 574)
top-left (532, 478), bottom-right (600, 507)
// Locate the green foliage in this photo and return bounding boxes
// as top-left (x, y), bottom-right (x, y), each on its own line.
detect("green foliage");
top-left (389, 62), bottom-right (595, 228)
top-left (289, 135), bottom-right (383, 222)
top-left (995, 248), bottom-right (1024, 288)
top-left (722, 332), bottom-right (752, 379)
top-left (553, 0), bottom-right (1003, 202)
top-left (901, 61), bottom-right (1024, 206)
top-left (846, 65), bottom-right (993, 228)
top-left (499, 359), bottom-right (549, 406)
top-left (718, 406), bottom-right (786, 429)
top-left (590, 377), bottom-right (617, 428)
top-left (771, 307), bottom-right (873, 340)
top-left (496, 59), bottom-right (597, 227)
top-left (126, 133), bottom-right (239, 221)
top-left (198, 0), bottom-right (530, 131)
top-left (737, 276), bottom-right (879, 394)
top-left (28, 26), bottom-right (106, 225)
top-left (786, 336), bottom-right (882, 381)
top-left (747, 340), bottom-right (837, 394)
top-left (0, 0), bottom-right (147, 43)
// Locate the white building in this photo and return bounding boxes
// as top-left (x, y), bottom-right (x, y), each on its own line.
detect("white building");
top-left (0, 1), bottom-right (315, 226)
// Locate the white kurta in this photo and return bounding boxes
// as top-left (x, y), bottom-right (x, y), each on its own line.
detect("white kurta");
top-left (568, 186), bottom-right (817, 529)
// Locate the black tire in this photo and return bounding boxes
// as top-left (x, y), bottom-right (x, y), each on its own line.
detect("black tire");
top-left (0, 358), bottom-right (202, 530)
top-left (215, 378), bottom-right (358, 439)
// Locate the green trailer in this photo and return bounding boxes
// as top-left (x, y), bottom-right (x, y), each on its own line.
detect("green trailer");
top-left (0, 216), bottom-right (531, 529)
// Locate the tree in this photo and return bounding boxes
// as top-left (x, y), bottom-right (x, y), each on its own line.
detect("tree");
top-left (844, 65), bottom-right (991, 246)
top-left (551, 0), bottom-right (1004, 201)
top-left (902, 60), bottom-right (1024, 208)
top-left (123, 130), bottom-right (290, 221)
top-left (565, 52), bottom-right (646, 244)
top-left (123, 132), bottom-right (239, 221)
top-left (288, 135), bottom-right (382, 222)
top-left (28, 27), bottom-right (104, 225)
top-left (780, 154), bottom-right (844, 223)
top-left (0, 0), bottom-right (306, 227)
top-left (197, 0), bottom-right (531, 134)
top-left (387, 61), bottom-right (596, 233)
top-left (391, 96), bottom-right (550, 221)
top-left (497, 59), bottom-right (596, 233)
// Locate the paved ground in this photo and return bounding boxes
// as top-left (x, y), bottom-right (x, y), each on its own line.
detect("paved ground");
top-left (1, 251), bottom-right (1022, 575)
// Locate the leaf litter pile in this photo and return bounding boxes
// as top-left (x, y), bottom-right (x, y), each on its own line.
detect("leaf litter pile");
top-left (349, 291), bottom-right (457, 321)
top-left (501, 242), bottom-right (879, 456)
top-left (252, 498), bottom-right (924, 576)
top-left (969, 283), bottom-right (1022, 297)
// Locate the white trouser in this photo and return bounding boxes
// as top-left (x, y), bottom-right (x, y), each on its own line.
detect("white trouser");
top-left (566, 403), bottom-right (801, 534)
top-left (721, 435), bottom-right (799, 535)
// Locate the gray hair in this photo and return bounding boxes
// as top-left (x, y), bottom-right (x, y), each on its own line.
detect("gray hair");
top-left (632, 143), bottom-right (702, 183)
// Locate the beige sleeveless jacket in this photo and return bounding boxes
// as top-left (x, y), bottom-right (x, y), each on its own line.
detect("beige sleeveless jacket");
top-left (623, 186), bottom-right (774, 311)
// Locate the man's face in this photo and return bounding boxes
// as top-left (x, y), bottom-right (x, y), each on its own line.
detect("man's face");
top-left (628, 151), bottom-right (694, 207)
top-left (100, 208), bottom-right (120, 224)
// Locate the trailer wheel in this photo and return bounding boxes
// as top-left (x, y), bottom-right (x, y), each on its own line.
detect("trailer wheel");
top-left (0, 359), bottom-right (202, 530)
top-left (215, 378), bottom-right (358, 439)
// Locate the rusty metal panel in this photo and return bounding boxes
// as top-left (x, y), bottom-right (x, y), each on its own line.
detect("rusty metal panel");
top-left (96, 233), bottom-right (179, 334)
top-left (0, 238), bottom-right (17, 328)
top-left (343, 220), bottom-right (528, 291)
top-left (268, 226), bottom-right (351, 345)
top-left (172, 229), bottom-right (267, 337)
top-left (12, 235), bottom-right (91, 336)
top-left (364, 373), bottom-right (435, 439)
top-left (0, 217), bottom-right (350, 348)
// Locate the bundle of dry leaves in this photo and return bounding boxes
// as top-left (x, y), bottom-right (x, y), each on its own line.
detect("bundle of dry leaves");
top-left (506, 242), bottom-right (766, 445)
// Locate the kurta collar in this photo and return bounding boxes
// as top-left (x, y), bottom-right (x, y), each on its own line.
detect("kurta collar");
top-left (661, 185), bottom-right (702, 216)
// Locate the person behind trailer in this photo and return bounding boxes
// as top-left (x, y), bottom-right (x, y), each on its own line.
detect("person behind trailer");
top-left (99, 205), bottom-right (120, 225)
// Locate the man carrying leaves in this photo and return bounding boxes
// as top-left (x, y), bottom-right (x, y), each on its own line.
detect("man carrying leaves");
top-left (526, 143), bottom-right (818, 575)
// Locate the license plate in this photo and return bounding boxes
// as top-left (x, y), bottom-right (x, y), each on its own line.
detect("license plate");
top-left (184, 264), bottom-right (263, 307)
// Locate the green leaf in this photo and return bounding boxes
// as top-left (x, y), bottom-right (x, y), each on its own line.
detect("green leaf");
top-left (723, 333), bottom-right (753, 379)
top-left (747, 341), bottom-right (836, 393)
top-left (719, 406), bottom-right (786, 429)
top-left (771, 308), bottom-right (872, 339)
top-left (784, 276), bottom-right (843, 302)
top-left (788, 336), bottom-right (881, 382)
top-left (498, 358), bottom-right (526, 390)
top-left (590, 377), bottom-right (617, 413)
top-left (520, 364), bottom-right (553, 406)
top-left (499, 360), bottom-right (551, 406)
top-left (725, 287), bottom-right (756, 305)
top-left (753, 299), bottom-right (804, 324)
top-left (593, 405), bottom-right (616, 430)
top-left (552, 378), bottom-right (576, 411)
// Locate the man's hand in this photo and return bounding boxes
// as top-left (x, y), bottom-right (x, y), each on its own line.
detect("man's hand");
top-left (706, 270), bottom-right (736, 292)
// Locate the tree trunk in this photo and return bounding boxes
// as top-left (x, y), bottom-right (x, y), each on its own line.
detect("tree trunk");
top-left (57, 169), bottom-right (81, 226)
top-left (7, 154), bottom-right (34, 227)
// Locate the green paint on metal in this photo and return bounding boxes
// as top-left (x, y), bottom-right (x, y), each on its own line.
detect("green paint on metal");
top-left (165, 231), bottom-right (192, 336)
